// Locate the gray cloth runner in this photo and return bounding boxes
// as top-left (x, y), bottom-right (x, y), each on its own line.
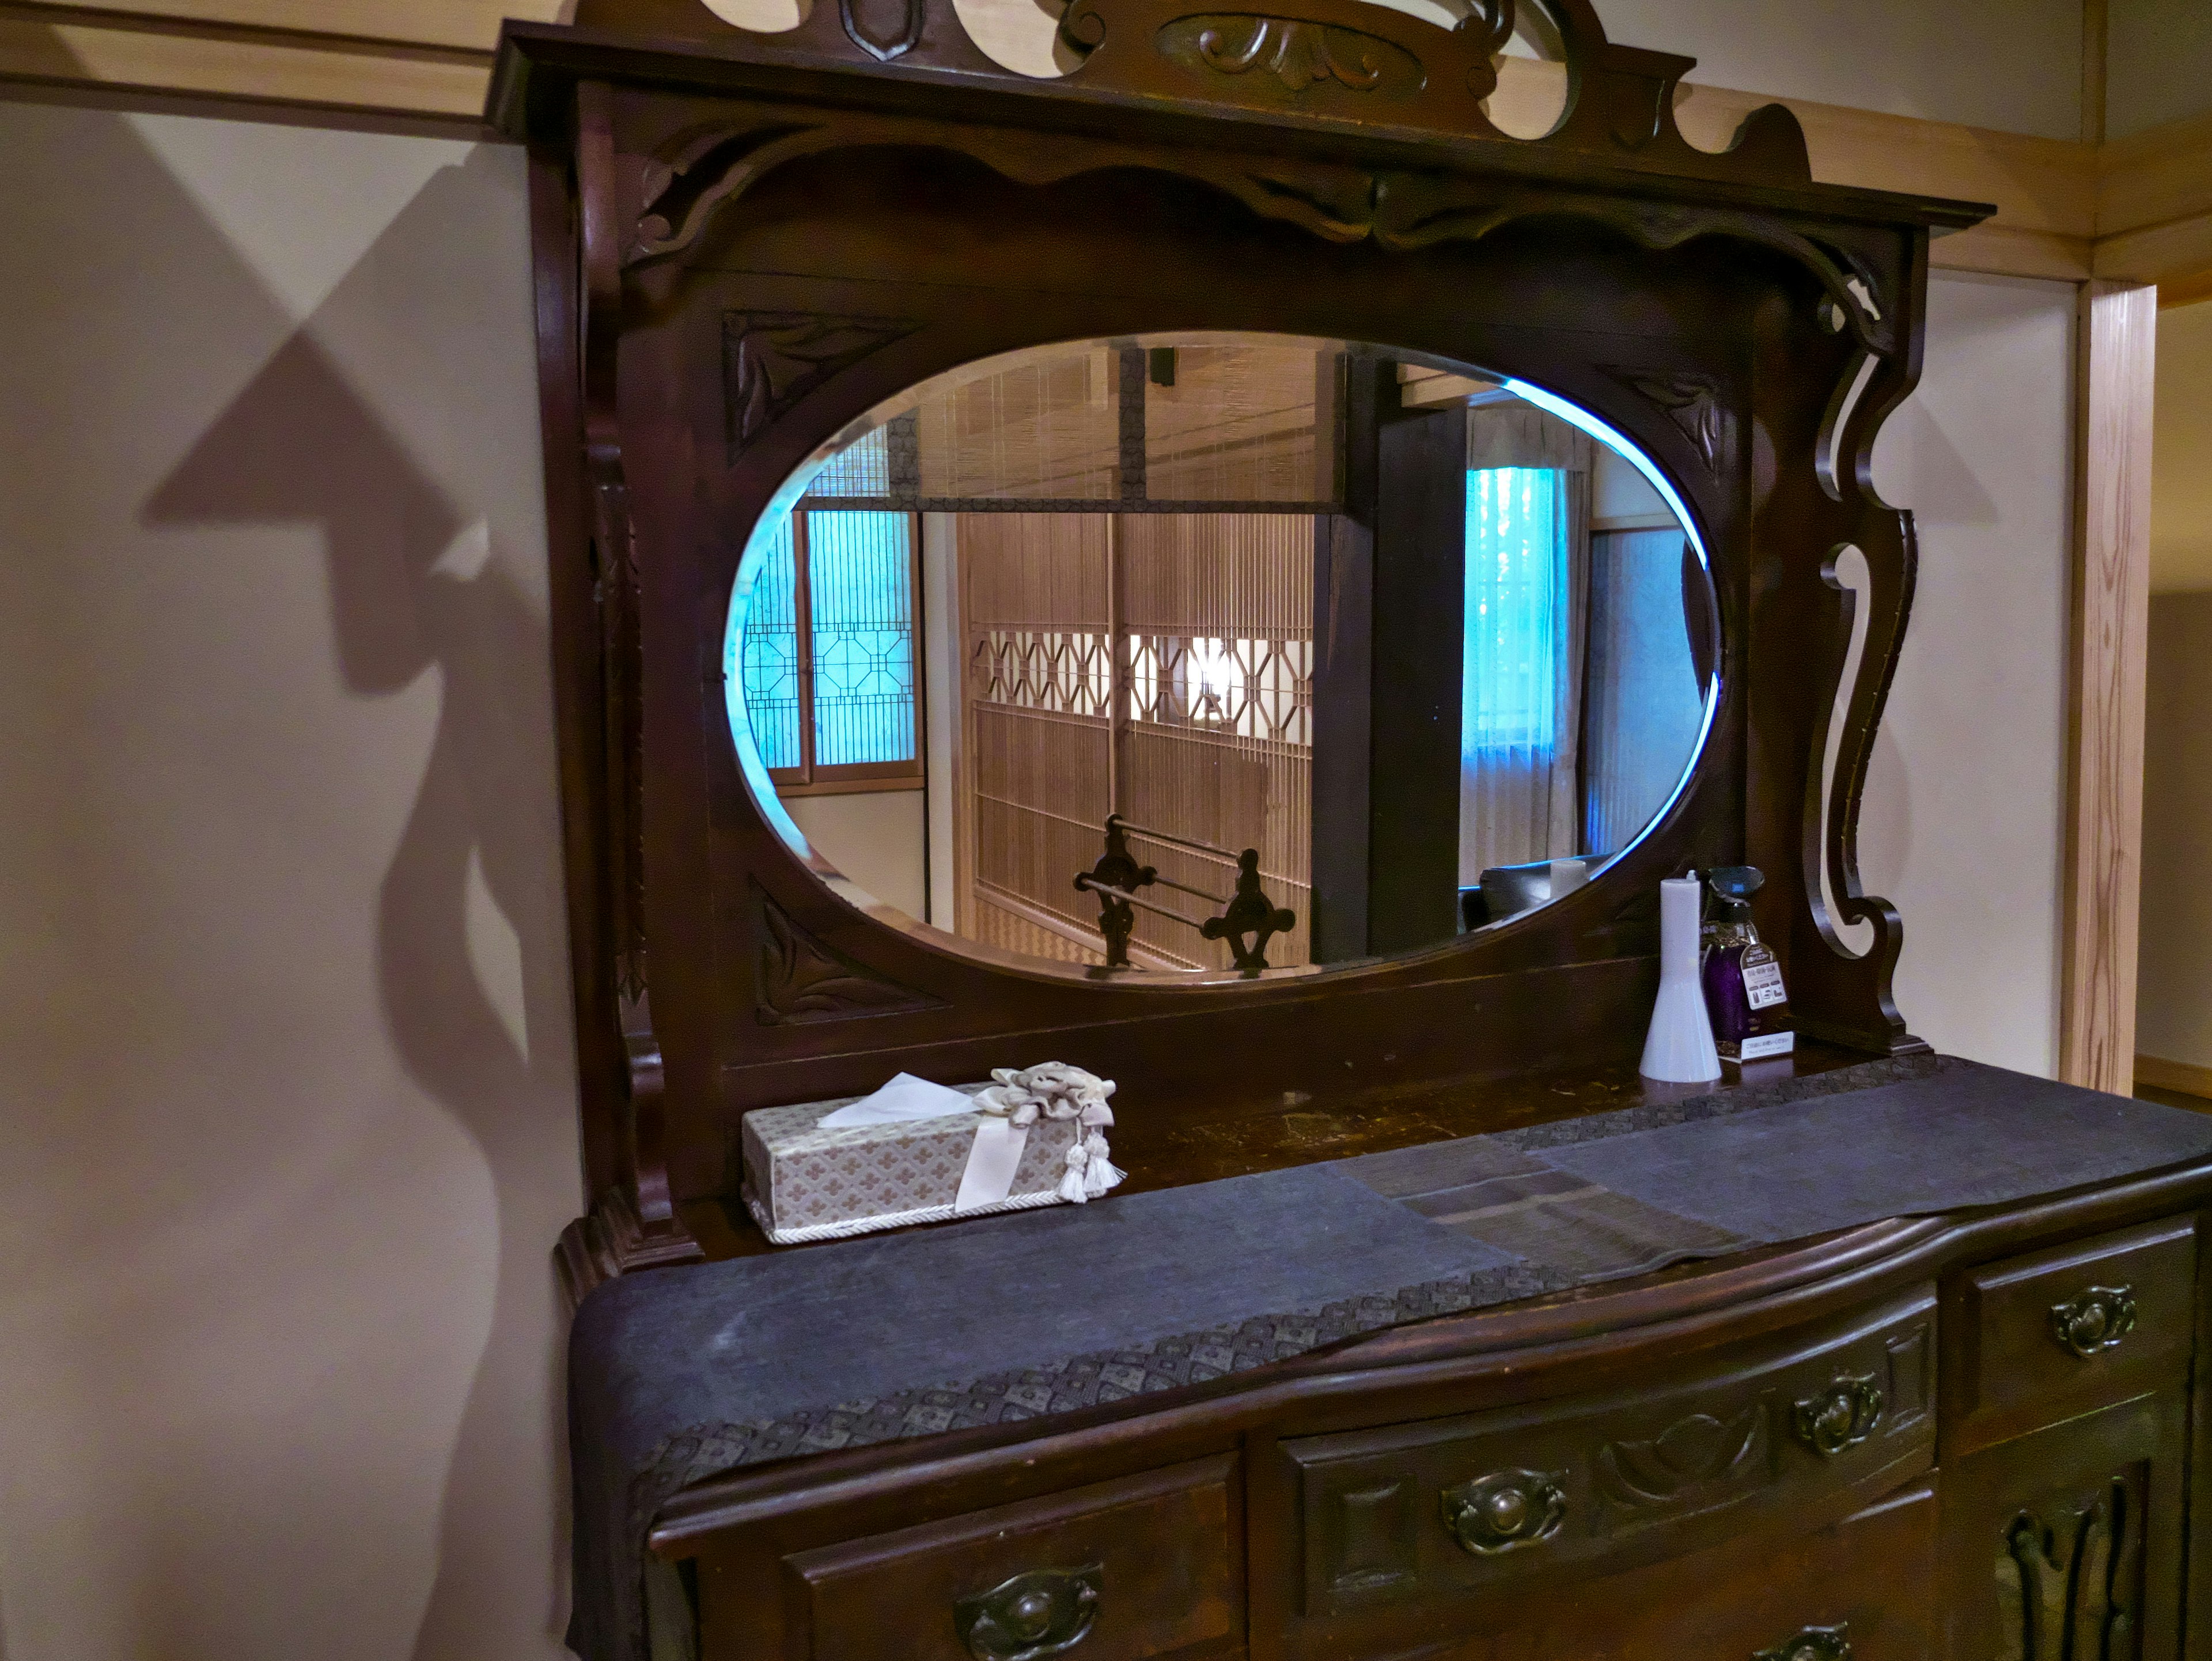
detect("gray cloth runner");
top-left (567, 1057), bottom-right (2212, 1661)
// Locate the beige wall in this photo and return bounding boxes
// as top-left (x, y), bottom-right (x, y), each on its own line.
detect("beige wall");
top-left (1862, 274), bottom-right (2078, 1076)
top-left (785, 789), bottom-right (930, 918)
top-left (0, 103), bottom-right (574, 1661)
top-left (1599, 0), bottom-right (2084, 140)
top-left (2151, 298), bottom-right (2212, 593)
top-left (955, 0), bottom-right (2086, 137)
top-left (2107, 0), bottom-right (2212, 139)
top-left (2138, 300), bottom-right (2212, 1070)
top-left (2137, 594), bottom-right (2212, 1069)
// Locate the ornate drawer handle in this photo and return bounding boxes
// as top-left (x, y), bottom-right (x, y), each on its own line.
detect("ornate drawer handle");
top-left (1440, 1469), bottom-right (1569, 1556)
top-left (954, 1564), bottom-right (1102, 1661)
top-left (1754, 1622), bottom-right (1852, 1661)
top-left (1791, 1375), bottom-right (1884, 1456)
top-left (2050, 1285), bottom-right (2136, 1358)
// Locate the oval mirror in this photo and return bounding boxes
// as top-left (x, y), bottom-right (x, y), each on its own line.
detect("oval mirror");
top-left (726, 334), bottom-right (1718, 975)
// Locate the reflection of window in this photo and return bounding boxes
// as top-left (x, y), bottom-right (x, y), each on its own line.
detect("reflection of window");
top-left (1463, 467), bottom-right (1563, 752)
top-left (730, 509), bottom-right (921, 789)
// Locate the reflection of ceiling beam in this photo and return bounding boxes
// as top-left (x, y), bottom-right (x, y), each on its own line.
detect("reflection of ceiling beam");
top-left (1396, 364), bottom-right (1509, 410)
top-left (3, 1), bottom-right (2212, 290)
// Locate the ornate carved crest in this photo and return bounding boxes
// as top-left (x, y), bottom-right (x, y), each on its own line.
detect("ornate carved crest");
top-left (840, 0), bottom-right (923, 60)
top-left (755, 890), bottom-right (941, 1023)
top-left (1605, 368), bottom-right (1728, 475)
top-left (1158, 16), bottom-right (1421, 97)
top-left (724, 309), bottom-right (921, 460)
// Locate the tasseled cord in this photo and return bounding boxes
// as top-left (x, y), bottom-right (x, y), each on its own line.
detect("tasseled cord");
top-left (979, 1063), bottom-right (1126, 1205)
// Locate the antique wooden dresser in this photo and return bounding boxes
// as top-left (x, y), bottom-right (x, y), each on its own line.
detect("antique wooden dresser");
top-left (489, 0), bottom-right (2212, 1655)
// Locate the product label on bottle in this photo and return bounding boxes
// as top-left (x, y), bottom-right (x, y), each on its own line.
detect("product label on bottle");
top-left (1743, 956), bottom-right (1787, 1009)
top-left (1722, 1031), bottom-right (1796, 1062)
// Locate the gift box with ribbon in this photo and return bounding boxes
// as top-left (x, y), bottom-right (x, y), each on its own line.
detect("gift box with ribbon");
top-left (739, 1062), bottom-right (1126, 1246)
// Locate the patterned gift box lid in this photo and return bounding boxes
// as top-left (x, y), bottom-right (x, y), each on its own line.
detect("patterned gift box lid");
top-left (743, 1082), bottom-right (994, 1153)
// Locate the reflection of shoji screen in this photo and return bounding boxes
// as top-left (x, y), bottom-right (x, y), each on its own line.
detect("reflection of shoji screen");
top-left (1121, 515), bottom-right (1313, 969)
top-left (1582, 530), bottom-right (1703, 855)
top-left (1146, 343), bottom-right (1331, 503)
top-left (919, 351), bottom-right (1120, 501)
top-left (955, 512), bottom-right (1315, 971)
top-left (959, 515), bottom-right (1115, 963)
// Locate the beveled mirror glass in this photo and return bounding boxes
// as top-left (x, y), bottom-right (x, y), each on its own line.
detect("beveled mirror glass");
top-left (725, 334), bottom-right (1717, 975)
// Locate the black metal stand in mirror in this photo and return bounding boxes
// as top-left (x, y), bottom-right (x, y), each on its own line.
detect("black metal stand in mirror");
top-left (725, 334), bottom-right (1717, 977)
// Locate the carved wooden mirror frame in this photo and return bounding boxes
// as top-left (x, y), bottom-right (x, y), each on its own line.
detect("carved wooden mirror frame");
top-left (490, 0), bottom-right (1990, 1278)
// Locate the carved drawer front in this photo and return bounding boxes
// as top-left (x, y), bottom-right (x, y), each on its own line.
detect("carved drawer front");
top-left (1948, 1216), bottom-right (2198, 1457)
top-left (780, 1455), bottom-right (1240, 1661)
top-left (1279, 1291), bottom-right (1934, 1625)
top-left (1936, 1393), bottom-right (2188, 1661)
top-left (1458, 1480), bottom-right (1937, 1661)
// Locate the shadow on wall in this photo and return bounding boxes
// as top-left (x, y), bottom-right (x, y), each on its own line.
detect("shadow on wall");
top-left (138, 139), bottom-right (577, 1661)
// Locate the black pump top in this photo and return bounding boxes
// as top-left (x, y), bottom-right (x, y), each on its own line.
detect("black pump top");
top-left (1706, 864), bottom-right (1764, 921)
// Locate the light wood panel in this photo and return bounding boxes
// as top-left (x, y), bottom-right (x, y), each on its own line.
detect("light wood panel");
top-left (2062, 282), bottom-right (2156, 1098)
top-left (0, 0), bottom-right (500, 120)
top-left (2135, 1054), bottom-right (2212, 1101)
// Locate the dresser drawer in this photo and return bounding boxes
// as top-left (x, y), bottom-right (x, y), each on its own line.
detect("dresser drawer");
top-left (1948, 1215), bottom-right (2198, 1456)
top-left (780, 1455), bottom-right (1239, 1661)
top-left (1279, 1291), bottom-right (1934, 1626)
top-left (1446, 1479), bottom-right (1937, 1661)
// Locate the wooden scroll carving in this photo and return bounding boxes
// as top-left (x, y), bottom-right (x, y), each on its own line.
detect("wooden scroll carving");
top-left (723, 310), bottom-right (922, 460)
top-left (569, 0), bottom-right (1812, 187)
top-left (755, 890), bottom-right (944, 1025)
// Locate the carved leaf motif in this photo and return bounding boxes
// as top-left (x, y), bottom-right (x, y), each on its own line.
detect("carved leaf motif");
top-left (724, 310), bottom-right (921, 460)
top-left (1158, 15), bottom-right (1422, 98)
top-left (756, 893), bottom-right (940, 1024)
top-left (2001, 1478), bottom-right (2138, 1661)
top-left (1595, 1404), bottom-right (1764, 1510)
top-left (1605, 368), bottom-right (1728, 476)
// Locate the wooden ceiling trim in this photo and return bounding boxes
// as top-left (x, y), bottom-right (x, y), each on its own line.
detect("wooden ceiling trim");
top-left (0, 0), bottom-right (500, 120)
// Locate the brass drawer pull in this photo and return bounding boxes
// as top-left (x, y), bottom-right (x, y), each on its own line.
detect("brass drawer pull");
top-left (954, 1565), bottom-right (1102, 1661)
top-left (1440, 1469), bottom-right (1569, 1556)
top-left (1791, 1375), bottom-right (1884, 1456)
top-left (1755, 1622), bottom-right (1852, 1661)
top-left (2049, 1285), bottom-right (2137, 1358)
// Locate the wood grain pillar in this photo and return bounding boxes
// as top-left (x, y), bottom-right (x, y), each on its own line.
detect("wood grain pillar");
top-left (2061, 280), bottom-right (2156, 1095)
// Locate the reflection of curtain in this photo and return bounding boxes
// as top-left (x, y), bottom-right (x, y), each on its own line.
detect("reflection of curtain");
top-left (1458, 405), bottom-right (1594, 884)
top-left (1582, 531), bottom-right (1707, 854)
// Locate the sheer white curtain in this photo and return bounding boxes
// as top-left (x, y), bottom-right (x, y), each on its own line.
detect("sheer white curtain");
top-left (1458, 406), bottom-right (1593, 886)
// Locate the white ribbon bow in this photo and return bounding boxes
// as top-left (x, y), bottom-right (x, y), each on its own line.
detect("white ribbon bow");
top-left (975, 1062), bottom-right (1126, 1204)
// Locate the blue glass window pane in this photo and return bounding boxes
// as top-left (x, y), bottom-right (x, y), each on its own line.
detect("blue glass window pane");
top-left (808, 512), bottom-right (918, 767)
top-left (734, 514), bottom-right (802, 770)
top-left (1464, 467), bottom-right (1562, 752)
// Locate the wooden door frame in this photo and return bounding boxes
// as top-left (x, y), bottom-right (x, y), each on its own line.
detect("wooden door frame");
top-left (2061, 279), bottom-right (2156, 1095)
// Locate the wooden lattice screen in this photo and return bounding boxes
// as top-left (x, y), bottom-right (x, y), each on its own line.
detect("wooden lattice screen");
top-left (958, 512), bottom-right (1314, 970)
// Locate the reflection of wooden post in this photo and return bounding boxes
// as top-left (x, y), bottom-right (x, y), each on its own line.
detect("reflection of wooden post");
top-left (1311, 354), bottom-right (1374, 963)
top-left (953, 515), bottom-right (976, 939)
top-left (1311, 355), bottom-right (1467, 960)
top-left (1107, 512), bottom-right (1128, 816)
top-left (1370, 392), bottom-right (1468, 953)
top-left (791, 510), bottom-right (817, 782)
